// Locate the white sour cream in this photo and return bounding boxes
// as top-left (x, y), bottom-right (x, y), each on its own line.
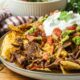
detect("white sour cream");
top-left (43, 11), bottom-right (80, 36)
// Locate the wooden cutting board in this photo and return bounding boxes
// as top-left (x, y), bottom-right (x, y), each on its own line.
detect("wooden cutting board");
top-left (0, 64), bottom-right (38, 80)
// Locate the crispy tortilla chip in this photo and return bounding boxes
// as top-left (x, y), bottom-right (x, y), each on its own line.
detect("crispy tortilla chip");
top-left (8, 24), bottom-right (32, 32)
top-left (1, 31), bottom-right (21, 60)
top-left (8, 25), bottom-right (22, 32)
top-left (60, 61), bottom-right (80, 70)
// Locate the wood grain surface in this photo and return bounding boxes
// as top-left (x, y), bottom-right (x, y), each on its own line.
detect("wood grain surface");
top-left (0, 64), bottom-right (38, 80)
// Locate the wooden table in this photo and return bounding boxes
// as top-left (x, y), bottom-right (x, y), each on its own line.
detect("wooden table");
top-left (0, 64), bottom-right (38, 80)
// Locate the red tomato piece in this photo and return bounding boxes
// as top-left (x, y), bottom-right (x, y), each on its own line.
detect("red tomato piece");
top-left (67, 26), bottom-right (76, 30)
top-left (53, 28), bottom-right (62, 37)
top-left (31, 66), bottom-right (40, 70)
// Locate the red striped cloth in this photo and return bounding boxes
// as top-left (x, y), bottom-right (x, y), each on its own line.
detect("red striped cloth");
top-left (1, 16), bottom-right (38, 29)
top-left (0, 9), bottom-right (38, 37)
top-left (0, 9), bottom-right (12, 22)
top-left (0, 9), bottom-right (12, 33)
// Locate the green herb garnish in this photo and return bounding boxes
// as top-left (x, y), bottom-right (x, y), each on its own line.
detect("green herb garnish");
top-left (62, 30), bottom-right (75, 38)
top-left (61, 35), bottom-right (69, 44)
top-left (58, 11), bottom-right (73, 21)
top-left (25, 26), bottom-right (36, 35)
top-left (72, 36), bottom-right (80, 45)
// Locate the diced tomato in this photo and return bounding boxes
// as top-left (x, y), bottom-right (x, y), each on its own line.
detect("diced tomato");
top-left (47, 36), bottom-right (53, 45)
top-left (53, 28), bottom-right (62, 37)
top-left (33, 29), bottom-right (41, 36)
top-left (31, 66), bottom-right (40, 70)
top-left (67, 26), bottom-right (76, 30)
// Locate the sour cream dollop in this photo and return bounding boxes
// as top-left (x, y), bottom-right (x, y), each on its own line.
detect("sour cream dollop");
top-left (43, 11), bottom-right (80, 36)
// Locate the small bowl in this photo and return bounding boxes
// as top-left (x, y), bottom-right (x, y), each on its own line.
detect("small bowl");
top-left (5, 0), bottom-right (67, 16)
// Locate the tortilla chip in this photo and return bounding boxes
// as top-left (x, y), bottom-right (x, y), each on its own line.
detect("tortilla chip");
top-left (8, 25), bottom-right (22, 32)
top-left (60, 61), bottom-right (80, 70)
top-left (1, 31), bottom-right (20, 60)
top-left (8, 23), bottom-right (32, 32)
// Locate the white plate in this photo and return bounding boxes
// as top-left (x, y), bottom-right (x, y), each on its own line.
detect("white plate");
top-left (0, 35), bottom-right (80, 80)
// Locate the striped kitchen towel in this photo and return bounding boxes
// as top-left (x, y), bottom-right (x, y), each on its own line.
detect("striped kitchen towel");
top-left (0, 9), bottom-right (12, 22)
top-left (1, 16), bottom-right (38, 30)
